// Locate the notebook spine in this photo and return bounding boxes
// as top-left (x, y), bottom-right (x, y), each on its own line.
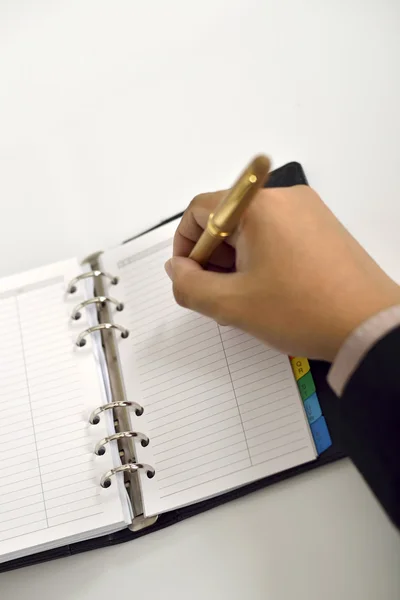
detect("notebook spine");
top-left (66, 266), bottom-right (157, 531)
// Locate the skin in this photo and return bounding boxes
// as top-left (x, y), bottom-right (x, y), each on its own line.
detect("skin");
top-left (165, 185), bottom-right (400, 362)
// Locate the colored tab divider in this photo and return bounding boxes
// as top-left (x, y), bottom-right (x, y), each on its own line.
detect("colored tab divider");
top-left (291, 356), bottom-right (310, 381)
top-left (303, 392), bottom-right (322, 424)
top-left (310, 417), bottom-right (331, 455)
top-left (297, 370), bottom-right (316, 401)
top-left (290, 357), bottom-right (332, 455)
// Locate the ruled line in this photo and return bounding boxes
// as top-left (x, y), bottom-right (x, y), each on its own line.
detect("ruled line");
top-left (241, 393), bottom-right (295, 423)
top-left (142, 364), bottom-right (229, 401)
top-left (245, 410), bottom-right (299, 435)
top-left (249, 427), bottom-right (303, 451)
top-left (157, 434), bottom-right (248, 474)
top-left (235, 374), bottom-right (290, 395)
top-left (137, 334), bottom-right (221, 375)
top-left (151, 406), bottom-right (239, 442)
top-left (159, 447), bottom-right (308, 499)
top-left (158, 447), bottom-right (249, 488)
top-left (155, 430), bottom-right (241, 465)
top-left (150, 397), bottom-right (236, 434)
top-left (229, 346), bottom-right (275, 366)
top-left (140, 347), bottom-right (224, 388)
top-left (0, 512), bottom-right (104, 542)
top-left (135, 316), bottom-right (209, 352)
top-left (152, 418), bottom-right (241, 456)
top-left (146, 385), bottom-right (233, 422)
top-left (239, 385), bottom-right (294, 410)
top-left (230, 353), bottom-right (282, 376)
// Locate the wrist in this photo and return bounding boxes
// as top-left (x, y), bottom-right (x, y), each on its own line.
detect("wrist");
top-left (328, 303), bottom-right (400, 395)
top-left (323, 287), bottom-right (400, 363)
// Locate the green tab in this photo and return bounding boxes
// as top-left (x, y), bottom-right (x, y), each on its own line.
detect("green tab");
top-left (297, 370), bottom-right (316, 402)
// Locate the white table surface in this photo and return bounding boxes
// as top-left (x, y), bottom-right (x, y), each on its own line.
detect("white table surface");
top-left (1, 1), bottom-right (400, 598)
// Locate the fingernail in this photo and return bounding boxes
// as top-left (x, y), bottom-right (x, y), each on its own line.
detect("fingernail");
top-left (164, 259), bottom-right (174, 281)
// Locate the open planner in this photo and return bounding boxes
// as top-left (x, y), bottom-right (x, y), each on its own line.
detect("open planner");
top-left (0, 163), bottom-right (346, 572)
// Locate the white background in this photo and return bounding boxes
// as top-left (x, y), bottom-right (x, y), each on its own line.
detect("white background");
top-left (1, 1), bottom-right (400, 598)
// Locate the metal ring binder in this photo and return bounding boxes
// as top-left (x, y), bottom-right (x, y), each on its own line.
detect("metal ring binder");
top-left (71, 296), bottom-right (124, 320)
top-left (76, 323), bottom-right (129, 347)
top-left (76, 252), bottom-right (158, 529)
top-left (100, 463), bottom-right (155, 488)
top-left (67, 270), bottom-right (119, 294)
top-left (89, 401), bottom-right (144, 425)
top-left (95, 431), bottom-right (150, 455)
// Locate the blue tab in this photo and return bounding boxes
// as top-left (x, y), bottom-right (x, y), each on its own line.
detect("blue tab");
top-left (304, 392), bottom-right (322, 425)
top-left (310, 416), bottom-right (332, 454)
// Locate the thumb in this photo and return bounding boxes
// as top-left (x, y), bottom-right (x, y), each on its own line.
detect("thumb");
top-left (164, 256), bottom-right (240, 323)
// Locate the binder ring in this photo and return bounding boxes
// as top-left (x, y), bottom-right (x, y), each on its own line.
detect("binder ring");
top-left (71, 296), bottom-right (124, 320)
top-left (89, 401), bottom-right (144, 425)
top-left (67, 271), bottom-right (118, 294)
top-left (76, 323), bottom-right (129, 347)
top-left (101, 463), bottom-right (155, 488)
top-left (95, 431), bottom-right (149, 456)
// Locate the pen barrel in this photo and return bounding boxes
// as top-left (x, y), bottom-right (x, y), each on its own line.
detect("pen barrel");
top-left (188, 154), bottom-right (271, 266)
top-left (189, 229), bottom-right (222, 266)
top-left (212, 155), bottom-right (271, 233)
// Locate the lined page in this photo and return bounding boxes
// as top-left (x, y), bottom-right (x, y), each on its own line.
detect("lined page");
top-left (0, 259), bottom-right (128, 564)
top-left (101, 221), bottom-right (316, 516)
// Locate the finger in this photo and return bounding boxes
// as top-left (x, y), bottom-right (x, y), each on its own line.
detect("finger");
top-left (164, 256), bottom-right (243, 323)
top-left (174, 191), bottom-right (227, 246)
top-left (174, 190), bottom-right (239, 269)
top-left (173, 234), bottom-right (235, 269)
top-left (173, 190), bottom-right (231, 258)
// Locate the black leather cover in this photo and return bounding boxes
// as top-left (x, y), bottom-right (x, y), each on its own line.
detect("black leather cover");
top-left (0, 162), bottom-right (346, 573)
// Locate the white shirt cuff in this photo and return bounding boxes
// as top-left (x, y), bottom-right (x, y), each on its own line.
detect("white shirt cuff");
top-left (327, 305), bottom-right (400, 396)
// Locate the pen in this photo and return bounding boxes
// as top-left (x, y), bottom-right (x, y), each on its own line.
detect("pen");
top-left (189, 155), bottom-right (271, 266)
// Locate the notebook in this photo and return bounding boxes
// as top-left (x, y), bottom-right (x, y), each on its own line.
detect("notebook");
top-left (0, 162), bottom-right (346, 572)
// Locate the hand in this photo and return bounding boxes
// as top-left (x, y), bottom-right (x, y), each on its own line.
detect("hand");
top-left (165, 185), bottom-right (400, 361)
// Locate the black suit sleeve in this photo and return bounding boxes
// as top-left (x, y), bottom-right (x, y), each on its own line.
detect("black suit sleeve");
top-left (337, 326), bottom-right (400, 530)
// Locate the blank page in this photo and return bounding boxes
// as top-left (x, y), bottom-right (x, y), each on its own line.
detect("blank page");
top-left (101, 221), bottom-right (316, 516)
top-left (0, 259), bottom-right (129, 564)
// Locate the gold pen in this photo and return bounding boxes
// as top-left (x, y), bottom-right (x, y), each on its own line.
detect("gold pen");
top-left (189, 155), bottom-right (271, 266)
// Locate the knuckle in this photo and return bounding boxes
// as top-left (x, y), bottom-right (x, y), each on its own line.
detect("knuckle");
top-left (189, 190), bottom-right (227, 212)
top-left (187, 193), bottom-right (213, 215)
top-left (189, 192), bottom-right (207, 208)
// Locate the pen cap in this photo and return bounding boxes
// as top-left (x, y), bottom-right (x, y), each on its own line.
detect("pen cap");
top-left (211, 155), bottom-right (271, 234)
